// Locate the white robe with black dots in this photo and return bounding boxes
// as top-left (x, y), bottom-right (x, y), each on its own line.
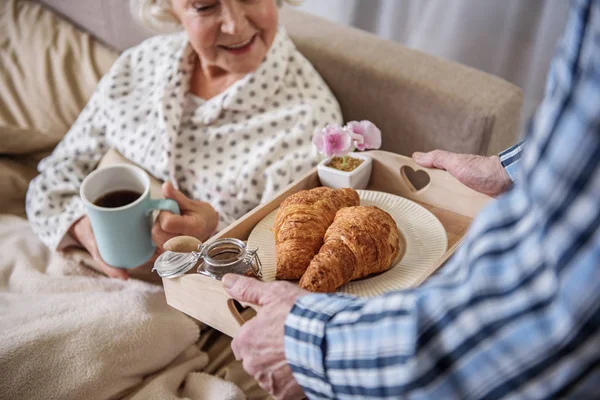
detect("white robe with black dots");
top-left (26, 27), bottom-right (342, 250)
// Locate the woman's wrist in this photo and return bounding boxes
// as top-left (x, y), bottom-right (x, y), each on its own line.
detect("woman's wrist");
top-left (67, 216), bottom-right (88, 249)
top-left (202, 205), bottom-right (219, 241)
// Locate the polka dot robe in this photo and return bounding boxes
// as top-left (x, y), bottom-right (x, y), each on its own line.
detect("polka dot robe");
top-left (25, 27), bottom-right (342, 250)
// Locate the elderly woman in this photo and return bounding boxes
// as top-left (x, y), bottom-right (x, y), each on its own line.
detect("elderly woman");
top-left (26, 0), bottom-right (341, 279)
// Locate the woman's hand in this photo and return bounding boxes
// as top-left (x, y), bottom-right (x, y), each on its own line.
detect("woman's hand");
top-left (69, 216), bottom-right (129, 280)
top-left (152, 181), bottom-right (219, 249)
top-left (412, 150), bottom-right (512, 197)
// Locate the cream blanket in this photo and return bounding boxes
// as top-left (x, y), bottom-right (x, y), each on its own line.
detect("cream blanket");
top-left (0, 214), bottom-right (245, 400)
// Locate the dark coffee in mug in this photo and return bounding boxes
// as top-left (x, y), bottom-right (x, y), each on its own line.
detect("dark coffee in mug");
top-left (93, 190), bottom-right (142, 208)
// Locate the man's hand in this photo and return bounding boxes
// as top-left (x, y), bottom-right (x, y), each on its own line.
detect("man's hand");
top-left (413, 150), bottom-right (512, 197)
top-left (152, 181), bottom-right (219, 249)
top-left (69, 216), bottom-right (129, 280)
top-left (223, 274), bottom-right (308, 400)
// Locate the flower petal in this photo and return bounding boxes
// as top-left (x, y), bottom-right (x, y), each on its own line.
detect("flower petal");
top-left (351, 133), bottom-right (365, 151)
top-left (345, 121), bottom-right (365, 136)
top-left (312, 128), bottom-right (325, 153)
top-left (323, 130), bottom-right (352, 157)
top-left (323, 124), bottom-right (345, 136)
top-left (333, 131), bottom-right (353, 157)
top-left (312, 124), bottom-right (355, 157)
top-left (322, 134), bottom-right (335, 157)
top-left (359, 120), bottom-right (382, 149)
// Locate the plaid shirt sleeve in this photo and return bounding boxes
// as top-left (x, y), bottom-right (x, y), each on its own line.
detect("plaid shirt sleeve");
top-left (498, 141), bottom-right (524, 182)
top-left (284, 1), bottom-right (600, 398)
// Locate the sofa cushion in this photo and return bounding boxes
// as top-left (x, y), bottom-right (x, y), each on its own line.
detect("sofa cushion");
top-left (0, 0), bottom-right (118, 215)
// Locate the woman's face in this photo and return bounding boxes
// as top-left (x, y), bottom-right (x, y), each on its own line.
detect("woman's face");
top-left (171, 0), bottom-right (279, 76)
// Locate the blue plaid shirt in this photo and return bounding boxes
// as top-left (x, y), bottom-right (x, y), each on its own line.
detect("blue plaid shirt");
top-left (284, 0), bottom-right (600, 398)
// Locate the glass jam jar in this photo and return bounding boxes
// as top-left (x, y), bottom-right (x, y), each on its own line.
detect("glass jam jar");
top-left (153, 238), bottom-right (262, 280)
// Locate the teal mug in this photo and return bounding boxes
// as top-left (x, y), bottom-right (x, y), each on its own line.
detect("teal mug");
top-left (80, 165), bottom-right (180, 269)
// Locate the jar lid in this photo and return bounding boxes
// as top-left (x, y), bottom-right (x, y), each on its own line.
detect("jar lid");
top-left (153, 251), bottom-right (200, 278)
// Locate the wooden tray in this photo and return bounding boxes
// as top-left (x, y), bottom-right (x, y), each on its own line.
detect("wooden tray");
top-left (162, 151), bottom-right (491, 337)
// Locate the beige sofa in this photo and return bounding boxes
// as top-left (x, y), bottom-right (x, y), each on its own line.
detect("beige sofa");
top-left (1, 0), bottom-right (522, 218)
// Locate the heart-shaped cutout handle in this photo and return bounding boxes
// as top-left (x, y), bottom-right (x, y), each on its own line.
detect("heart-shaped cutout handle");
top-left (227, 299), bottom-right (258, 326)
top-left (401, 166), bottom-right (431, 193)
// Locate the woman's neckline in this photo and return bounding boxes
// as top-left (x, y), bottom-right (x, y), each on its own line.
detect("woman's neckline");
top-left (187, 91), bottom-right (206, 103)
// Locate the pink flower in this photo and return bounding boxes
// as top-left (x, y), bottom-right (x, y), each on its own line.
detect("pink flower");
top-left (312, 124), bottom-right (353, 157)
top-left (345, 120), bottom-right (382, 151)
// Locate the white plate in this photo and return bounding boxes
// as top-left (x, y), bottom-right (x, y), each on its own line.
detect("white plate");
top-left (247, 190), bottom-right (448, 297)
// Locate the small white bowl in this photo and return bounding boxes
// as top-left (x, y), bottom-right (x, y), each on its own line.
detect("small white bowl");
top-left (317, 153), bottom-right (373, 189)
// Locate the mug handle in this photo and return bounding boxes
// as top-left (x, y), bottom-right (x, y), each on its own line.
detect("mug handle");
top-left (147, 198), bottom-right (181, 215)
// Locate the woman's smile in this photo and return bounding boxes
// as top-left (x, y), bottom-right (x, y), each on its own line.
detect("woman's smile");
top-left (219, 33), bottom-right (257, 55)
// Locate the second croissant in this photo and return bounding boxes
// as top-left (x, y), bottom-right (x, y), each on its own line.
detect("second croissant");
top-left (299, 206), bottom-right (404, 292)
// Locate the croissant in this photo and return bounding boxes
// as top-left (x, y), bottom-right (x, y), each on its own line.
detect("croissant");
top-left (274, 187), bottom-right (360, 280)
top-left (299, 206), bottom-right (404, 293)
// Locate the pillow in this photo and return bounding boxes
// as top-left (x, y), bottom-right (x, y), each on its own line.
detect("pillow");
top-left (0, 0), bottom-right (118, 215)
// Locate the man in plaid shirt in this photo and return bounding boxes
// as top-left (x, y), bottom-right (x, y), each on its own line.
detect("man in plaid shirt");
top-left (223, 0), bottom-right (600, 398)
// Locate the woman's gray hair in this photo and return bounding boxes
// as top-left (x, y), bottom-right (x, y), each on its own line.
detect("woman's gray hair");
top-left (130, 0), bottom-right (303, 33)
